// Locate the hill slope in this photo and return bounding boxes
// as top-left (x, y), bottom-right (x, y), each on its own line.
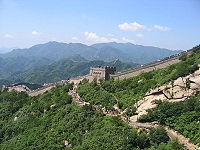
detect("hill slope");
top-left (92, 42), bottom-right (182, 63)
top-left (1, 55), bottom-right (138, 86)
top-left (0, 84), bottom-right (184, 150)
top-left (1, 46), bottom-right (198, 150)
top-left (0, 56), bottom-right (52, 80)
top-left (1, 42), bottom-right (97, 61)
top-left (77, 45), bottom-right (200, 146)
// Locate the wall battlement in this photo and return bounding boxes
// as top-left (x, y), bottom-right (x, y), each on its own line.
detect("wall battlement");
top-left (91, 66), bottom-right (116, 70)
top-left (90, 66), bottom-right (116, 81)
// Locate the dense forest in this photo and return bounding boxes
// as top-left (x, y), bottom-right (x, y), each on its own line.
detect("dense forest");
top-left (0, 55), bottom-right (137, 87)
top-left (0, 85), bottom-right (183, 150)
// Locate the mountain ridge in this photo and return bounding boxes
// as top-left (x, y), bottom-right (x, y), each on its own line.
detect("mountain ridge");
top-left (1, 41), bottom-right (182, 64)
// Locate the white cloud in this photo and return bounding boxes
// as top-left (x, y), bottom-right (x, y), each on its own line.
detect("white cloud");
top-left (136, 33), bottom-right (144, 37)
top-left (118, 22), bottom-right (148, 31)
top-left (84, 32), bottom-right (116, 43)
top-left (106, 33), bottom-right (114, 37)
top-left (84, 32), bottom-right (99, 40)
top-left (31, 31), bottom-right (41, 35)
top-left (122, 37), bottom-right (135, 43)
top-left (4, 34), bottom-right (13, 38)
top-left (83, 32), bottom-right (135, 44)
top-left (72, 37), bottom-right (79, 40)
top-left (154, 25), bottom-right (171, 31)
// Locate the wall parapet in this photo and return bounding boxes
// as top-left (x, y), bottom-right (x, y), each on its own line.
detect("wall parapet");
top-left (110, 50), bottom-right (191, 80)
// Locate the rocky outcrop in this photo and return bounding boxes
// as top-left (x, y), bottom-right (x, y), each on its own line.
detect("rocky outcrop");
top-left (129, 68), bottom-right (200, 150)
top-left (146, 68), bottom-right (200, 100)
top-left (64, 140), bottom-right (71, 147)
top-left (132, 67), bottom-right (200, 122)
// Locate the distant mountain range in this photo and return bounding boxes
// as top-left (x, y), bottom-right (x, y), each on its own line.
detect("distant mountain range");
top-left (91, 42), bottom-right (182, 63)
top-left (0, 41), bottom-right (182, 86)
top-left (0, 41), bottom-right (182, 64)
top-left (0, 55), bottom-right (138, 86)
top-left (0, 47), bottom-right (14, 54)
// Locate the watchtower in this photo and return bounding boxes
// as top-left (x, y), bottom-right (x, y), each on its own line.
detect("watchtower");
top-left (90, 66), bottom-right (116, 81)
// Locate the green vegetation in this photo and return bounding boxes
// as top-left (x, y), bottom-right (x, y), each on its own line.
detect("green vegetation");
top-left (0, 41), bottom-right (183, 86)
top-left (14, 56), bottom-right (137, 84)
top-left (0, 56), bottom-right (52, 81)
top-left (1, 46), bottom-right (200, 149)
top-left (0, 55), bottom-right (137, 87)
top-left (77, 46), bottom-right (200, 146)
top-left (139, 96), bottom-right (200, 145)
top-left (0, 90), bottom-right (28, 121)
top-left (150, 139), bottom-right (184, 150)
top-left (0, 85), bottom-right (183, 150)
top-left (78, 46), bottom-right (200, 113)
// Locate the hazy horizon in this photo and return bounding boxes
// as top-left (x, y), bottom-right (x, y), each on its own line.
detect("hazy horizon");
top-left (0, 41), bottom-right (185, 53)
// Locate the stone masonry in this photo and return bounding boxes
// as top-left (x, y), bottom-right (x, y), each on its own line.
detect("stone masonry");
top-left (69, 66), bottom-right (116, 84)
top-left (89, 66), bottom-right (116, 81)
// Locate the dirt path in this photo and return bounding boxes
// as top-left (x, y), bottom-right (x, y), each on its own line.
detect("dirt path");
top-left (128, 121), bottom-right (198, 150)
top-left (68, 85), bottom-right (89, 106)
top-left (129, 98), bottom-right (198, 150)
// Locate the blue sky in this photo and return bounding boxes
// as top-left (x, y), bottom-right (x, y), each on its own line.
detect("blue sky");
top-left (0, 0), bottom-right (199, 50)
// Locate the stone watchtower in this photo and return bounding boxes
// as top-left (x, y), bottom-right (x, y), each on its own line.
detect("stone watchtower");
top-left (90, 66), bottom-right (116, 81)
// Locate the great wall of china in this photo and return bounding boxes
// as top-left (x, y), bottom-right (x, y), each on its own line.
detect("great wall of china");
top-left (69, 49), bottom-right (193, 83)
top-left (111, 54), bottom-right (180, 79)
top-left (3, 48), bottom-right (195, 97)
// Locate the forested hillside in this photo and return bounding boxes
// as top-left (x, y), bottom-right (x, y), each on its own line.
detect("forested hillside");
top-left (0, 56), bottom-right (52, 79)
top-left (0, 55), bottom-right (137, 87)
top-left (78, 46), bottom-right (199, 112)
top-left (1, 45), bottom-right (199, 149)
top-left (1, 46), bottom-right (199, 149)
top-left (91, 42), bottom-right (182, 63)
top-left (77, 45), bottom-right (200, 146)
top-left (0, 56), bottom-right (53, 87)
top-left (0, 85), bottom-right (183, 150)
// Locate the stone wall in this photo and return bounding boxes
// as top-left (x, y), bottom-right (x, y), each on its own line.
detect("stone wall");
top-left (8, 86), bottom-right (30, 92)
top-left (28, 85), bottom-right (55, 96)
top-left (90, 66), bottom-right (116, 80)
top-left (111, 48), bottom-right (195, 80)
top-left (111, 55), bottom-right (180, 80)
top-left (69, 53), bottom-right (183, 83)
top-left (28, 80), bottom-right (67, 96)
top-left (69, 75), bottom-right (93, 84)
